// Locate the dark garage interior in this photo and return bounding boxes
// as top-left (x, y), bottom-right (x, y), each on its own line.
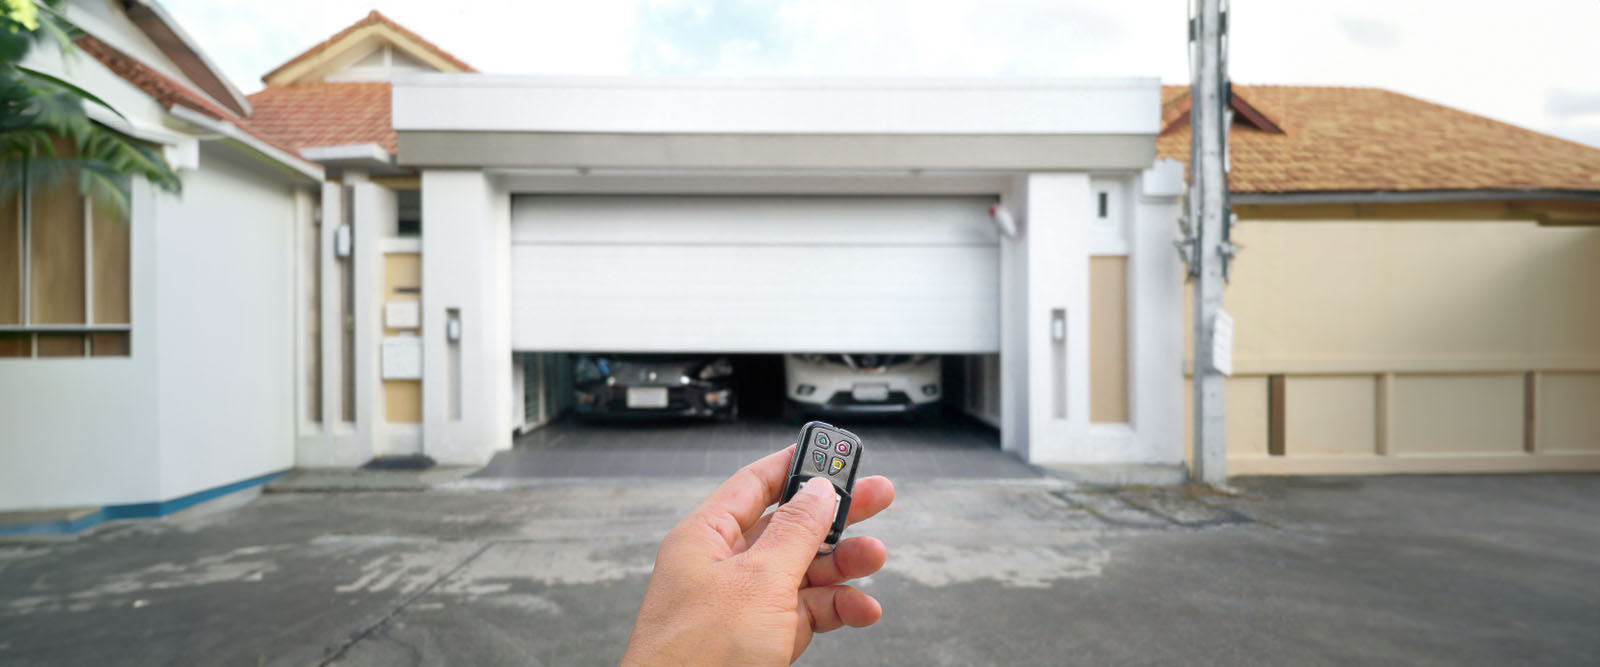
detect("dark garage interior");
top-left (478, 353), bottom-right (1031, 480)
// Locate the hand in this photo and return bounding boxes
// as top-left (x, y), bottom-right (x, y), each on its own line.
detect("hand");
top-left (622, 445), bottom-right (896, 666)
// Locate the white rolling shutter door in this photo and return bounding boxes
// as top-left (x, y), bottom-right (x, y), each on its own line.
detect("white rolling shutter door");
top-left (510, 196), bottom-right (999, 353)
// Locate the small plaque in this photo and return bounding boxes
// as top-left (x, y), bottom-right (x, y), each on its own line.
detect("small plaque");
top-left (385, 301), bottom-right (420, 330)
top-left (381, 337), bottom-right (422, 380)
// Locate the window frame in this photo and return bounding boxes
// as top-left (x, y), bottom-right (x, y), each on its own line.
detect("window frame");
top-left (0, 169), bottom-right (133, 358)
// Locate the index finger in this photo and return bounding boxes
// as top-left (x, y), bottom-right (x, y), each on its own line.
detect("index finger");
top-left (689, 445), bottom-right (796, 544)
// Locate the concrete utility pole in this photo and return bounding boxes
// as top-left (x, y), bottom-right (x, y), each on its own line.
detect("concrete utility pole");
top-left (1187, 0), bottom-right (1232, 485)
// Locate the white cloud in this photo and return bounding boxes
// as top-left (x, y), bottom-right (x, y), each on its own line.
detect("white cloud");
top-left (159, 0), bottom-right (1600, 148)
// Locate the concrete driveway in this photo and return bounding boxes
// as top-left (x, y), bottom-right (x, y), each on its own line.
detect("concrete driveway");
top-left (2, 474), bottom-right (1597, 666)
top-left (477, 415), bottom-right (1032, 480)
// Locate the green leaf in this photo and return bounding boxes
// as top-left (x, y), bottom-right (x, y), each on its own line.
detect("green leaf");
top-left (18, 65), bottom-right (125, 121)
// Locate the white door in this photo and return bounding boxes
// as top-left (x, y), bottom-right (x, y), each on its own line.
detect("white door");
top-left (510, 196), bottom-right (999, 353)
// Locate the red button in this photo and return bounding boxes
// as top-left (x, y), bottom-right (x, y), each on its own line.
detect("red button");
top-left (835, 441), bottom-right (851, 455)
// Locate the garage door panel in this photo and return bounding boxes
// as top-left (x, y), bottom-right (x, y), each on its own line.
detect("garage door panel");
top-left (511, 196), bottom-right (999, 353)
top-left (513, 244), bottom-right (998, 352)
top-left (511, 196), bottom-right (999, 246)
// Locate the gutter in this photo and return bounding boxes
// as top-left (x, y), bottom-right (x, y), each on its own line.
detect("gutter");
top-left (168, 106), bottom-right (324, 183)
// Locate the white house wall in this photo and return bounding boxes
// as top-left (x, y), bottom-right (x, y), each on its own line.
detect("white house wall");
top-left (0, 183), bottom-right (163, 511)
top-left (154, 144), bottom-right (298, 499)
top-left (1127, 161), bottom-right (1186, 466)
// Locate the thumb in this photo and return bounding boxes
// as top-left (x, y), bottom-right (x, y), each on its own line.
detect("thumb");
top-left (744, 477), bottom-right (837, 579)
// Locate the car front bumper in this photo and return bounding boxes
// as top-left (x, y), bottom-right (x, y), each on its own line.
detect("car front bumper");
top-left (574, 384), bottom-right (734, 419)
top-left (788, 394), bottom-right (938, 416)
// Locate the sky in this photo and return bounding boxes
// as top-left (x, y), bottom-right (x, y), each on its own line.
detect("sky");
top-left (163, 0), bottom-right (1600, 148)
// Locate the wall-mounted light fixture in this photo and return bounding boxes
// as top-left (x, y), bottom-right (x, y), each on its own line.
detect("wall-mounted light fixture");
top-left (334, 223), bottom-right (352, 258)
top-left (988, 203), bottom-right (1017, 238)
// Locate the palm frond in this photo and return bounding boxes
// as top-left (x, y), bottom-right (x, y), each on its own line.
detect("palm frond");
top-left (18, 66), bottom-right (125, 121)
top-left (0, 1), bottom-right (182, 210)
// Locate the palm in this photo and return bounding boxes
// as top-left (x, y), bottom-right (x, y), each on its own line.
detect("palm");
top-left (1, 0), bottom-right (181, 211)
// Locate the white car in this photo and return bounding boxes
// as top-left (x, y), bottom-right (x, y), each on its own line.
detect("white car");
top-left (784, 354), bottom-right (941, 418)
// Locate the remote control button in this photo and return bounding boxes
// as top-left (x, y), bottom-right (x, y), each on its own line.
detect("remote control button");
top-left (814, 432), bottom-right (830, 448)
top-left (835, 441), bottom-right (851, 456)
top-left (829, 456), bottom-right (846, 475)
top-left (811, 450), bottom-right (827, 472)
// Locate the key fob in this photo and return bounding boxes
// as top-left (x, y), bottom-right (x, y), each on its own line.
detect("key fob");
top-left (780, 420), bottom-right (863, 554)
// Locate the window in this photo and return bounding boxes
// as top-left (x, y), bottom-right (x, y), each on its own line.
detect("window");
top-left (0, 164), bottom-right (132, 358)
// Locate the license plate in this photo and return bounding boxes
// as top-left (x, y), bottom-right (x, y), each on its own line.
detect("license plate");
top-left (626, 386), bottom-right (669, 409)
top-left (851, 383), bottom-right (890, 402)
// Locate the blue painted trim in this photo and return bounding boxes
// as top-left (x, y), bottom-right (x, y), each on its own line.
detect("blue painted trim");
top-left (0, 469), bottom-right (287, 536)
top-left (0, 509), bottom-right (107, 537)
top-left (103, 470), bottom-right (288, 519)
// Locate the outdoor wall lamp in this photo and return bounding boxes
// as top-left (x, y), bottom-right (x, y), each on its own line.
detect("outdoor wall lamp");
top-left (334, 223), bottom-right (352, 259)
top-left (988, 203), bottom-right (1017, 238)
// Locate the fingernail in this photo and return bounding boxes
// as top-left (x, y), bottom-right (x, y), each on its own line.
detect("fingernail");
top-left (803, 477), bottom-right (836, 510)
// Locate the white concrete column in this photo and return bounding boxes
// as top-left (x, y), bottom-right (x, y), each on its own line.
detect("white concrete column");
top-left (1021, 173), bottom-right (1092, 464)
top-left (351, 177), bottom-right (396, 457)
top-left (291, 187), bottom-right (315, 431)
top-left (998, 178), bottom-right (1030, 459)
top-left (420, 170), bottom-right (513, 464)
top-left (1129, 160), bottom-right (1187, 465)
top-left (317, 180), bottom-right (344, 436)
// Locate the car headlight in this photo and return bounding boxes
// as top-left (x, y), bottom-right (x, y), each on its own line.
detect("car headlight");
top-left (574, 356), bottom-right (603, 384)
top-left (698, 357), bottom-right (734, 380)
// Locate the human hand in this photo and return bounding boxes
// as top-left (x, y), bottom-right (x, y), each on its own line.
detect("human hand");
top-left (622, 445), bottom-right (896, 666)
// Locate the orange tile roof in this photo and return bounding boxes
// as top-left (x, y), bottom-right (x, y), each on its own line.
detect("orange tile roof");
top-left (1158, 85), bottom-right (1600, 194)
top-left (261, 10), bottom-right (474, 84)
top-left (246, 82), bottom-right (395, 154)
top-left (75, 35), bottom-right (308, 162)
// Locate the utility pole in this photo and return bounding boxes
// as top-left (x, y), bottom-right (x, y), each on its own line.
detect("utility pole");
top-left (1186, 0), bottom-right (1233, 486)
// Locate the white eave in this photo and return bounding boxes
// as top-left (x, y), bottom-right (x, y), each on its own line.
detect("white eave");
top-left (392, 75), bottom-right (1161, 171)
top-left (298, 142), bottom-right (406, 175)
top-left (394, 74), bottom-right (1159, 135)
top-left (167, 106), bottom-right (323, 183)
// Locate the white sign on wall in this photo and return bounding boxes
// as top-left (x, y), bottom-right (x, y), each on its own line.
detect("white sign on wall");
top-left (385, 300), bottom-right (420, 330)
top-left (381, 337), bottom-right (423, 380)
top-left (1211, 310), bottom-right (1234, 376)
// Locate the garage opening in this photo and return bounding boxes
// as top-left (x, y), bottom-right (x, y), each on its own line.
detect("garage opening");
top-left (484, 195), bottom-right (1027, 479)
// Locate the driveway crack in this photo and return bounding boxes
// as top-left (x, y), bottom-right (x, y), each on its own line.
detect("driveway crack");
top-left (317, 541), bottom-right (495, 666)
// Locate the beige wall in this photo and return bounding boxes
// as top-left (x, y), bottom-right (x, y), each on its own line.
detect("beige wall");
top-left (1090, 256), bottom-right (1128, 423)
top-left (1219, 221), bottom-right (1600, 369)
top-left (1188, 217), bottom-right (1600, 474)
top-left (383, 253), bottom-right (421, 423)
top-left (1539, 373), bottom-right (1600, 452)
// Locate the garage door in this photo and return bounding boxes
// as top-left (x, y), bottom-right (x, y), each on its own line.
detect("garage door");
top-left (511, 196), bottom-right (999, 353)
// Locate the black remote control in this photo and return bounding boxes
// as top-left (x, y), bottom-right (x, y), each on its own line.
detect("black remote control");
top-left (780, 421), bottom-right (863, 554)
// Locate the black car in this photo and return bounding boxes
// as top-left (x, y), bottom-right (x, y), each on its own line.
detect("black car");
top-left (572, 354), bottom-right (737, 420)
